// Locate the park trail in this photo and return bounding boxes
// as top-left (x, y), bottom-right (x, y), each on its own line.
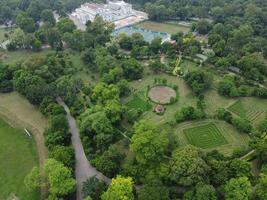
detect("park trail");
top-left (56, 98), bottom-right (111, 200)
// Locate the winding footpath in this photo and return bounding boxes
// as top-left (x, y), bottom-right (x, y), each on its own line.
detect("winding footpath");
top-left (57, 98), bottom-right (111, 200)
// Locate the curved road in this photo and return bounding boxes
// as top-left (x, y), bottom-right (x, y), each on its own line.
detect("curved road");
top-left (57, 98), bottom-right (111, 200)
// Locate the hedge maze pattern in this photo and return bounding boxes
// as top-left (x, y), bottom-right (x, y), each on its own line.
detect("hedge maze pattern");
top-left (228, 100), bottom-right (265, 122)
top-left (184, 123), bottom-right (227, 149)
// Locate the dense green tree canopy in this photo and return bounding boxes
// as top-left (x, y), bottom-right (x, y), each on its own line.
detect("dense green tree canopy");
top-left (224, 177), bottom-right (252, 200)
top-left (130, 121), bottom-right (168, 166)
top-left (101, 176), bottom-right (134, 200)
top-left (168, 145), bottom-right (209, 186)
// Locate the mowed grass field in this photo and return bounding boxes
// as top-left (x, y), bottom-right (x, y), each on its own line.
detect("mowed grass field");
top-left (0, 92), bottom-right (48, 166)
top-left (175, 120), bottom-right (250, 155)
top-left (227, 98), bottom-right (267, 124)
top-left (136, 20), bottom-right (191, 34)
top-left (184, 123), bottom-right (227, 149)
top-left (0, 118), bottom-right (40, 200)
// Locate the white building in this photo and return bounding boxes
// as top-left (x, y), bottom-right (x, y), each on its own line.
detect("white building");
top-left (70, 0), bottom-right (147, 29)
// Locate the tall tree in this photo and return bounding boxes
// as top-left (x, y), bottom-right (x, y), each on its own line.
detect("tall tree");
top-left (101, 176), bottom-right (134, 200)
top-left (168, 145), bottom-right (209, 186)
top-left (224, 177), bottom-right (252, 200)
top-left (130, 121), bottom-right (168, 166)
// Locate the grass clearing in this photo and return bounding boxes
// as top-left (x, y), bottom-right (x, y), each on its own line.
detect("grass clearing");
top-left (136, 20), bottom-right (191, 34)
top-left (0, 118), bottom-right (40, 200)
top-left (184, 123), bottom-right (227, 149)
top-left (0, 92), bottom-right (48, 167)
top-left (127, 94), bottom-right (152, 112)
top-left (227, 98), bottom-right (267, 124)
top-left (126, 70), bottom-right (196, 125)
top-left (175, 119), bottom-right (250, 155)
top-left (228, 100), bottom-right (247, 118)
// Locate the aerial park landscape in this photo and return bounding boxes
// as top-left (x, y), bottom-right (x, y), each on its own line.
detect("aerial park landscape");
top-left (1, 0), bottom-right (267, 200)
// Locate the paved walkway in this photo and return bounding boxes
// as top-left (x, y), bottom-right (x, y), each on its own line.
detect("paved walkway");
top-left (57, 98), bottom-right (111, 200)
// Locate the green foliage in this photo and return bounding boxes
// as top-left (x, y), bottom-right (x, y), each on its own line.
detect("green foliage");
top-left (175, 106), bottom-right (205, 123)
top-left (138, 184), bottom-right (170, 200)
top-left (0, 63), bottom-right (14, 93)
top-left (224, 177), bottom-right (252, 200)
top-left (24, 167), bottom-right (41, 191)
top-left (41, 9), bottom-right (55, 25)
top-left (185, 71), bottom-right (212, 95)
top-left (101, 176), bottom-right (134, 200)
top-left (44, 159), bottom-right (76, 197)
top-left (49, 146), bottom-right (75, 169)
top-left (57, 17), bottom-right (76, 34)
top-left (16, 12), bottom-right (36, 33)
top-left (183, 182), bottom-right (217, 200)
top-left (82, 176), bottom-right (107, 200)
top-left (232, 118), bottom-right (252, 134)
top-left (91, 145), bottom-right (125, 178)
top-left (168, 145), bottom-right (209, 186)
top-left (121, 58), bottom-right (144, 80)
top-left (255, 174), bottom-right (267, 200)
top-left (79, 106), bottom-right (114, 153)
top-left (130, 121), bottom-right (168, 166)
top-left (92, 82), bottom-right (120, 104)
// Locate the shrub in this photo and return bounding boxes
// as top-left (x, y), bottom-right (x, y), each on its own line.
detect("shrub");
top-left (232, 118), bottom-right (252, 133)
top-left (175, 106), bottom-right (205, 123)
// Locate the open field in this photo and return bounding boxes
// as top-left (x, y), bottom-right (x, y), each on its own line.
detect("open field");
top-left (175, 119), bottom-right (250, 155)
top-left (227, 98), bottom-right (267, 124)
top-left (0, 49), bottom-right (54, 64)
top-left (204, 90), bottom-right (235, 115)
top-left (136, 20), bottom-right (191, 34)
top-left (184, 123), bottom-right (227, 149)
top-left (0, 92), bottom-right (48, 167)
top-left (0, 118), bottom-right (39, 200)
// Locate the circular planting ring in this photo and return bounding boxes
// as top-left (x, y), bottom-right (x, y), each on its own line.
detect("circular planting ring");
top-left (148, 86), bottom-right (176, 104)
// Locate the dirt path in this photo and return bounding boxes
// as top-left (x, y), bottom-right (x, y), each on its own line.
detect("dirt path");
top-left (57, 98), bottom-right (111, 200)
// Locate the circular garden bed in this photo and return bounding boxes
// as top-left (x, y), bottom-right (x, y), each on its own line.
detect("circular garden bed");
top-left (148, 86), bottom-right (177, 104)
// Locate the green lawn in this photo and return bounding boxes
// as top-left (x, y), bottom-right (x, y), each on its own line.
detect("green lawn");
top-left (136, 20), bottom-right (191, 34)
top-left (175, 119), bottom-right (250, 155)
top-left (127, 94), bottom-right (152, 112)
top-left (228, 100), bottom-right (247, 118)
top-left (227, 98), bottom-right (267, 124)
top-left (0, 92), bottom-right (48, 167)
top-left (184, 123), bottom-right (227, 149)
top-left (0, 118), bottom-right (40, 200)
